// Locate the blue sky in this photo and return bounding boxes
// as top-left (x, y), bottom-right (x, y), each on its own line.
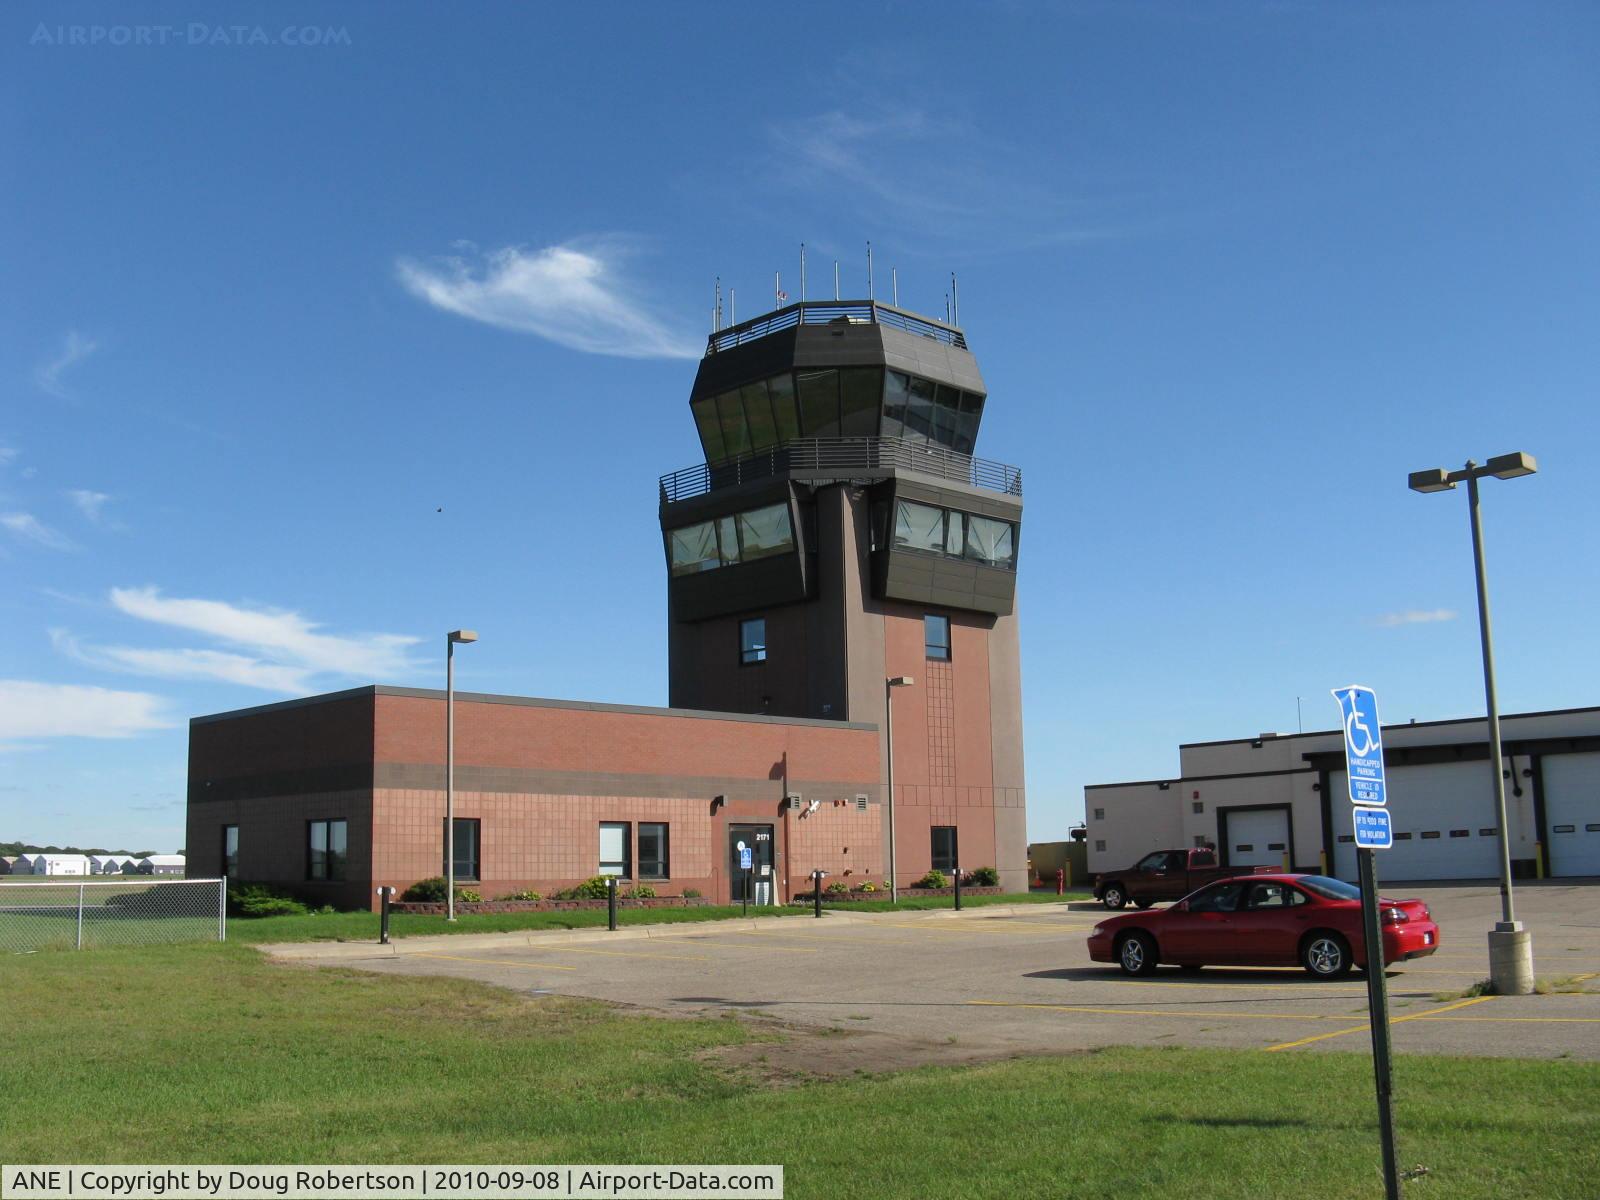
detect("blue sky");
top-left (3, 3), bottom-right (1597, 852)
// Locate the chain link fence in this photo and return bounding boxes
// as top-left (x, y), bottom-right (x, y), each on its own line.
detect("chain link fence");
top-left (0, 877), bottom-right (225, 952)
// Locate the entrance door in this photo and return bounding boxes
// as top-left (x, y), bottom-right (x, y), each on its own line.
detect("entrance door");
top-left (729, 824), bottom-right (776, 905)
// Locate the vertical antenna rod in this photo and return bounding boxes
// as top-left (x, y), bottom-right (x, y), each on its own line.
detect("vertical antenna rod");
top-left (892, 267), bottom-right (898, 306)
top-left (951, 272), bottom-right (959, 325)
top-left (800, 244), bottom-right (807, 304)
top-left (834, 260), bottom-right (840, 301)
top-left (715, 276), bottom-right (722, 332)
top-left (867, 241), bottom-right (874, 300)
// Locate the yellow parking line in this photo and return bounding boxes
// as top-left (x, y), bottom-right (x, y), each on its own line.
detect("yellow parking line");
top-left (1422, 1015), bottom-right (1600, 1023)
top-left (412, 953), bottom-right (577, 972)
top-left (737, 929), bottom-right (928, 947)
top-left (679, 939), bottom-right (818, 954)
top-left (875, 921), bottom-right (1063, 936)
top-left (541, 945), bottom-right (708, 962)
top-left (968, 1000), bottom-right (1369, 1023)
top-left (1265, 995), bottom-right (1496, 1052)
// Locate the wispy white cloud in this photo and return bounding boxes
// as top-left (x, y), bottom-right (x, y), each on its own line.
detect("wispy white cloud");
top-left (51, 630), bottom-right (314, 693)
top-left (34, 331), bottom-right (99, 398)
top-left (0, 445), bottom-right (18, 467)
top-left (1, 512), bottom-right (76, 551)
top-left (54, 587), bottom-right (421, 694)
top-left (66, 489), bottom-right (112, 523)
top-left (396, 241), bottom-right (699, 359)
top-left (1376, 609), bottom-right (1458, 628)
top-left (0, 679), bottom-right (172, 744)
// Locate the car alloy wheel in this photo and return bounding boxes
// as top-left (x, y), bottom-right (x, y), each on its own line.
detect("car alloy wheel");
top-left (1118, 932), bottom-right (1156, 976)
top-left (1103, 885), bottom-right (1126, 910)
top-left (1303, 933), bottom-right (1351, 978)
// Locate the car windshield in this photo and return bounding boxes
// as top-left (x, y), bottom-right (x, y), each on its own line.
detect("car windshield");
top-left (1296, 875), bottom-right (1361, 901)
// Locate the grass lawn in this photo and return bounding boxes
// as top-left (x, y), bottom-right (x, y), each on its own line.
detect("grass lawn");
top-left (3, 944), bottom-right (1595, 1199)
top-left (215, 891), bottom-right (1091, 944)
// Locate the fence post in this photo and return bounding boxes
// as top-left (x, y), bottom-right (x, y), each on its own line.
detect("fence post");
top-left (77, 883), bottom-right (85, 950)
top-left (217, 879), bottom-right (227, 942)
top-left (954, 867), bottom-right (963, 911)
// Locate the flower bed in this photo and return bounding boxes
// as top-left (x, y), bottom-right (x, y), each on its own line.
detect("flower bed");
top-left (392, 896), bottom-right (713, 916)
top-left (797, 885), bottom-right (1005, 904)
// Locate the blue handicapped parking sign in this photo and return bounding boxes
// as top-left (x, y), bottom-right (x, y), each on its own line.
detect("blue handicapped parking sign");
top-left (1332, 685), bottom-right (1387, 807)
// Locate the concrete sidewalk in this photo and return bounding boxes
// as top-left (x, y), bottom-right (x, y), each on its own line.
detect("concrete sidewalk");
top-left (256, 902), bottom-right (1085, 962)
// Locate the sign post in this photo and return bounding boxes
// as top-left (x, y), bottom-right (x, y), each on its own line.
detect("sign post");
top-left (1334, 685), bottom-right (1400, 1200)
top-left (738, 842), bottom-right (752, 917)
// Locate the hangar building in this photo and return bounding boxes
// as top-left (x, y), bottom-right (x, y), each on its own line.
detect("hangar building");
top-left (1085, 705), bottom-right (1600, 882)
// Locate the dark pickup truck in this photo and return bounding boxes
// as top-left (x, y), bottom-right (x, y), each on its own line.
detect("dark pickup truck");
top-left (1093, 848), bottom-right (1277, 910)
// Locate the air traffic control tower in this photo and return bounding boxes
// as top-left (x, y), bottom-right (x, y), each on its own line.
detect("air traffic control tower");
top-left (658, 298), bottom-right (1028, 891)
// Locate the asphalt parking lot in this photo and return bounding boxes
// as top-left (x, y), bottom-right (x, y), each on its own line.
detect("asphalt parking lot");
top-left (271, 882), bottom-right (1600, 1061)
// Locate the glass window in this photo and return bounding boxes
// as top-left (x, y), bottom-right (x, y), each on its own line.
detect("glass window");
top-left (796, 368), bottom-right (840, 437)
top-left (964, 515), bottom-right (1016, 569)
top-left (1189, 881), bottom-right (1246, 913)
top-left (639, 823), bottom-right (669, 880)
top-left (932, 384), bottom-right (963, 448)
top-left (668, 521), bottom-right (719, 576)
top-left (740, 617), bottom-right (767, 664)
top-left (741, 380), bottom-right (778, 452)
top-left (904, 376), bottom-right (937, 439)
top-left (448, 818), bottom-right (480, 882)
top-left (838, 367), bottom-right (882, 436)
top-left (599, 822), bottom-right (630, 878)
top-left (954, 391), bottom-right (984, 455)
top-left (221, 825), bottom-right (238, 879)
top-left (893, 500), bottom-right (945, 554)
top-left (943, 510), bottom-right (966, 557)
top-left (1247, 881), bottom-right (1289, 909)
top-left (931, 826), bottom-right (957, 873)
top-left (691, 396), bottom-right (726, 463)
top-left (715, 389), bottom-right (750, 457)
top-left (307, 819), bottom-right (347, 882)
top-left (768, 373), bottom-right (801, 444)
top-left (735, 503), bottom-right (794, 562)
top-left (1297, 876), bottom-right (1362, 901)
top-left (1135, 852), bottom-right (1165, 870)
top-left (716, 515), bottom-right (740, 567)
top-left (925, 614), bottom-right (951, 661)
top-left (882, 371), bottom-right (911, 439)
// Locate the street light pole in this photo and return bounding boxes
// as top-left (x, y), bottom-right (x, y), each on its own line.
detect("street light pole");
top-left (885, 676), bottom-right (914, 903)
top-left (1408, 453), bottom-right (1536, 994)
top-left (445, 629), bottom-right (478, 923)
top-left (1466, 470), bottom-right (1517, 930)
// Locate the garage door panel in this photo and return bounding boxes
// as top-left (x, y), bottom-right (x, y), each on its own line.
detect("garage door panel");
top-left (1543, 752), bottom-right (1600, 878)
top-left (1331, 762), bottom-right (1503, 882)
top-left (1222, 808), bottom-right (1290, 868)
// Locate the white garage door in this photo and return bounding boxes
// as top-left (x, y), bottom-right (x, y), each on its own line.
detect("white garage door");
top-left (1332, 761), bottom-right (1504, 882)
top-left (1222, 808), bottom-right (1290, 868)
top-left (1543, 752), bottom-right (1600, 878)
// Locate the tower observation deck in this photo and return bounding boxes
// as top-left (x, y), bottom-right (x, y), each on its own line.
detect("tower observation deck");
top-left (657, 293), bottom-right (1028, 891)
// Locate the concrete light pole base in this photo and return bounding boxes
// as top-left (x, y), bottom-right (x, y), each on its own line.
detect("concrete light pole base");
top-left (1488, 925), bottom-right (1534, 995)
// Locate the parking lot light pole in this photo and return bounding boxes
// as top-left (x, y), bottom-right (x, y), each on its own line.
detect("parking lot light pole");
top-left (885, 676), bottom-right (914, 903)
top-left (445, 629), bottom-right (478, 923)
top-left (1408, 453), bottom-right (1536, 995)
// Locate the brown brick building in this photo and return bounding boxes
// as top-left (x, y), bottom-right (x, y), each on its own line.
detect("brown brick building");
top-left (187, 297), bottom-right (1030, 908)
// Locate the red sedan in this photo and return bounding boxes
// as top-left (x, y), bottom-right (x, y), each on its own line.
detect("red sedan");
top-left (1086, 873), bottom-right (1440, 977)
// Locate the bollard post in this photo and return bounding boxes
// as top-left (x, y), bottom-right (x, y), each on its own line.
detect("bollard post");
top-left (377, 887), bottom-right (393, 945)
top-left (954, 866), bottom-right (963, 911)
top-left (77, 883), bottom-right (85, 950)
top-left (607, 877), bottom-right (618, 931)
top-left (813, 870), bottom-right (824, 918)
top-left (1056, 867), bottom-right (1064, 896)
top-left (218, 878), bottom-right (227, 942)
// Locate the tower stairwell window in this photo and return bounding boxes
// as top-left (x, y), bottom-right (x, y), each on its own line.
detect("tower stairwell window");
top-left (925, 614), bottom-right (951, 661)
top-left (740, 617), bottom-right (768, 664)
